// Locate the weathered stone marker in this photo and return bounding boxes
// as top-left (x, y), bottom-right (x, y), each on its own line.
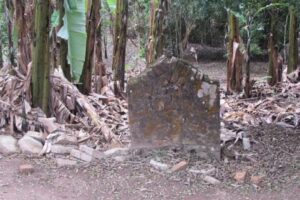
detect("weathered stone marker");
top-left (128, 57), bottom-right (220, 158)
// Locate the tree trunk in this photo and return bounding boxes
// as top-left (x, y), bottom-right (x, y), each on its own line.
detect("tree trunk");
top-left (58, 0), bottom-right (71, 80)
top-left (14, 0), bottom-right (33, 75)
top-left (94, 0), bottom-right (105, 94)
top-left (244, 38), bottom-right (251, 97)
top-left (146, 0), bottom-right (168, 65)
top-left (112, 0), bottom-right (128, 95)
top-left (80, 0), bottom-right (100, 94)
top-left (0, 29), bottom-right (3, 69)
top-left (5, 0), bottom-right (16, 67)
top-left (288, 5), bottom-right (298, 73)
top-left (181, 23), bottom-right (196, 51)
top-left (32, 0), bottom-right (50, 115)
top-left (268, 11), bottom-right (281, 86)
top-left (226, 13), bottom-right (243, 94)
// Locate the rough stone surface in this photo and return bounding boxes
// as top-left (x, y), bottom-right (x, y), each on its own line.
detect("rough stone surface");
top-left (234, 171), bottom-right (248, 183)
top-left (113, 156), bottom-right (127, 162)
top-left (56, 158), bottom-right (79, 167)
top-left (171, 161), bottom-right (189, 172)
top-left (202, 175), bottom-right (221, 185)
top-left (19, 164), bottom-right (34, 174)
top-left (70, 149), bottom-right (93, 162)
top-left (79, 145), bottom-right (104, 160)
top-left (128, 58), bottom-right (220, 158)
top-left (54, 134), bottom-right (77, 145)
top-left (150, 159), bottom-right (169, 171)
top-left (25, 131), bottom-right (45, 143)
top-left (0, 135), bottom-right (19, 155)
top-left (50, 145), bottom-right (74, 155)
top-left (104, 148), bottom-right (128, 157)
top-left (18, 135), bottom-right (43, 154)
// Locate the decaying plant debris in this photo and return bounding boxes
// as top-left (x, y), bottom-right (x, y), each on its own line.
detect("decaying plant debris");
top-left (0, 64), bottom-right (129, 149)
top-left (221, 78), bottom-right (300, 150)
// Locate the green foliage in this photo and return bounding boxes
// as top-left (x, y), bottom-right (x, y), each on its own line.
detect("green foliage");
top-left (129, 0), bottom-right (150, 58)
top-left (106, 0), bottom-right (116, 11)
top-left (57, 0), bottom-right (87, 82)
top-left (50, 10), bottom-right (60, 36)
top-left (0, 0), bottom-right (9, 57)
top-left (250, 43), bottom-right (263, 56)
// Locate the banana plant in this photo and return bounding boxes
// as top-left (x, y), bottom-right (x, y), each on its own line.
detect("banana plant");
top-left (57, 0), bottom-right (87, 82)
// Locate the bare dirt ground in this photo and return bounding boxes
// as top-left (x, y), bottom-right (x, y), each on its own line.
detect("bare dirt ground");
top-left (197, 61), bottom-right (269, 88)
top-left (1, 137), bottom-right (299, 200)
top-left (1, 40), bottom-right (300, 199)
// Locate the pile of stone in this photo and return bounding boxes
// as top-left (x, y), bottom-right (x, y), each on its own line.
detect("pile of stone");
top-left (0, 130), bottom-right (129, 167)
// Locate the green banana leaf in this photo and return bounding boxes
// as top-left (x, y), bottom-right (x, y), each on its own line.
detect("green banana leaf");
top-left (106, 0), bottom-right (116, 11)
top-left (58, 0), bottom-right (87, 82)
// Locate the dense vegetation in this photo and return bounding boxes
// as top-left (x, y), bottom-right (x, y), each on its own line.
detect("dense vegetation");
top-left (0, 0), bottom-right (300, 113)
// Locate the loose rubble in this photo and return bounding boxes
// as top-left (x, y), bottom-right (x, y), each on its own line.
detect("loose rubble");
top-left (19, 164), bottom-right (34, 174)
top-left (234, 171), bottom-right (248, 183)
top-left (0, 135), bottom-right (19, 155)
top-left (18, 135), bottom-right (44, 154)
top-left (171, 161), bottom-right (189, 172)
top-left (202, 175), bottom-right (221, 185)
top-left (251, 175), bottom-right (264, 185)
top-left (150, 159), bottom-right (170, 171)
top-left (56, 158), bottom-right (80, 167)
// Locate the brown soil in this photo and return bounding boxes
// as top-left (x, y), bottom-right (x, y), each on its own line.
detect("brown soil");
top-left (1, 142), bottom-right (299, 200)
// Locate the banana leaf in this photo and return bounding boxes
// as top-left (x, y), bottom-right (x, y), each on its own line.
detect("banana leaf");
top-left (58, 0), bottom-right (87, 82)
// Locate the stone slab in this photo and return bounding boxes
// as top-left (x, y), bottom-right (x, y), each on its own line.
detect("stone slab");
top-left (128, 58), bottom-right (220, 158)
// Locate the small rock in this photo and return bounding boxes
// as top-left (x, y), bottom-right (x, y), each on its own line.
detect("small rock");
top-left (0, 135), bottom-right (19, 155)
top-left (150, 159), bottom-right (169, 171)
top-left (51, 145), bottom-right (74, 155)
top-left (54, 134), bottom-right (77, 145)
top-left (38, 117), bottom-right (62, 133)
top-left (70, 149), bottom-right (93, 162)
top-left (25, 131), bottom-right (45, 143)
top-left (171, 161), bottom-right (188, 172)
top-left (234, 171), bottom-right (248, 183)
top-left (79, 145), bottom-right (94, 155)
top-left (56, 158), bottom-right (79, 167)
top-left (19, 164), bottom-right (34, 174)
top-left (202, 175), bottom-right (221, 185)
top-left (104, 147), bottom-right (128, 157)
top-left (79, 145), bottom-right (104, 160)
top-left (18, 136), bottom-right (43, 154)
top-left (113, 156), bottom-right (126, 162)
top-left (189, 168), bottom-right (216, 175)
top-left (242, 137), bottom-right (251, 150)
top-left (251, 175), bottom-right (264, 185)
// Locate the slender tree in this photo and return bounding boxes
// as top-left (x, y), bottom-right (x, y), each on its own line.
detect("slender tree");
top-left (288, 5), bottom-right (298, 73)
top-left (5, 0), bottom-right (15, 67)
top-left (32, 0), bottom-right (50, 115)
top-left (14, 0), bottom-right (33, 74)
top-left (146, 0), bottom-right (168, 65)
top-left (94, 0), bottom-right (105, 94)
top-left (112, 0), bottom-right (128, 95)
top-left (0, 27), bottom-right (3, 69)
top-left (227, 13), bottom-right (243, 94)
top-left (268, 10), bottom-right (281, 86)
top-left (80, 0), bottom-right (101, 94)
